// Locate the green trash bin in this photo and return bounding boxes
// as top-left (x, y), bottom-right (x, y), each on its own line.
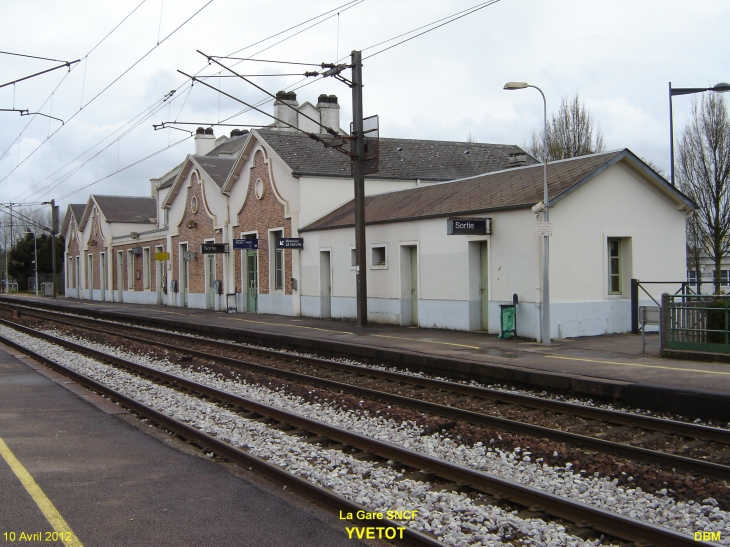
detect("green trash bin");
top-left (499, 304), bottom-right (516, 339)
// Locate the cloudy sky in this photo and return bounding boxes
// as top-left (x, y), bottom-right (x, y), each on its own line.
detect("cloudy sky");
top-left (1, 0), bottom-right (727, 216)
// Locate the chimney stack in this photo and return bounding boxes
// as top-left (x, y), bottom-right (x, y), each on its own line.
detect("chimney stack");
top-left (274, 91), bottom-right (299, 131)
top-left (317, 94), bottom-right (340, 134)
top-left (509, 152), bottom-right (528, 167)
top-left (194, 127), bottom-right (216, 155)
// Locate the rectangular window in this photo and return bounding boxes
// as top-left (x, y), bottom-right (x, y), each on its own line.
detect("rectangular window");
top-left (688, 270), bottom-right (697, 283)
top-left (275, 248), bottom-right (284, 290)
top-left (270, 230), bottom-right (284, 291)
top-left (127, 250), bottom-right (134, 290)
top-left (350, 248), bottom-right (357, 268)
top-left (143, 248), bottom-right (151, 289)
top-left (371, 245), bottom-right (387, 269)
top-left (608, 238), bottom-right (621, 295)
top-left (68, 257), bottom-right (73, 288)
top-left (163, 208), bottom-right (169, 227)
top-left (712, 270), bottom-right (730, 287)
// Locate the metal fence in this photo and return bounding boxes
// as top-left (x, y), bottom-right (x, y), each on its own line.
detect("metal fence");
top-left (664, 293), bottom-right (730, 353)
top-left (630, 279), bottom-right (695, 334)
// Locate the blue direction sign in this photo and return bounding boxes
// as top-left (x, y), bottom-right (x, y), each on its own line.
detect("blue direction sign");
top-left (276, 238), bottom-right (303, 249)
top-left (233, 238), bottom-right (259, 250)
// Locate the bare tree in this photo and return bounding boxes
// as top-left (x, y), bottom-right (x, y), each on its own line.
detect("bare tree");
top-left (527, 93), bottom-right (605, 161)
top-left (685, 211), bottom-right (704, 293)
top-left (677, 93), bottom-right (730, 295)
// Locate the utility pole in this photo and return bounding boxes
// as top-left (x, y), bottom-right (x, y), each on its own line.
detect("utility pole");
top-left (351, 50), bottom-right (367, 327)
top-left (8, 203), bottom-right (12, 294)
top-left (51, 199), bottom-right (58, 298)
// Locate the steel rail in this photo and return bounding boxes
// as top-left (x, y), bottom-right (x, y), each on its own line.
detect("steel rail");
top-left (4, 310), bottom-right (730, 482)
top-left (0, 322), bottom-right (710, 547)
top-left (0, 332), bottom-right (441, 547)
top-left (7, 302), bottom-right (730, 444)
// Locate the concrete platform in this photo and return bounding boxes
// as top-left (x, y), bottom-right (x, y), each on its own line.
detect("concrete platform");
top-left (0, 341), bottom-right (371, 547)
top-left (3, 294), bottom-right (730, 420)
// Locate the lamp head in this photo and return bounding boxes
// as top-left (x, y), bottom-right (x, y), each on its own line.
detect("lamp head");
top-left (712, 82), bottom-right (730, 93)
top-left (504, 81), bottom-right (529, 90)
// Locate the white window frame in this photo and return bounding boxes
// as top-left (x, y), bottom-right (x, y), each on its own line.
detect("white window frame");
top-left (127, 249), bottom-right (134, 290)
top-left (268, 228), bottom-right (285, 292)
top-left (350, 247), bottom-right (357, 270)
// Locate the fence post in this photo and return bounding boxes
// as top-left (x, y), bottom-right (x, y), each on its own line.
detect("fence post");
top-left (631, 278), bottom-right (639, 334)
top-left (660, 293), bottom-right (670, 353)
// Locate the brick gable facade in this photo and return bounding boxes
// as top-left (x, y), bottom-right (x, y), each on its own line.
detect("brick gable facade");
top-left (234, 149), bottom-right (292, 295)
top-left (170, 171), bottom-right (225, 296)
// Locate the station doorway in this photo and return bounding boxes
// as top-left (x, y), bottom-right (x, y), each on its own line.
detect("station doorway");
top-left (180, 243), bottom-right (189, 308)
top-left (320, 251), bottom-right (331, 318)
top-left (246, 250), bottom-right (258, 313)
top-left (99, 253), bottom-right (106, 301)
top-left (206, 251), bottom-right (215, 310)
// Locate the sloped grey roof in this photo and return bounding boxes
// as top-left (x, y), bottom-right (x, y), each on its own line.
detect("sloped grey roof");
top-left (193, 156), bottom-right (236, 188)
top-left (69, 204), bottom-right (85, 222)
top-left (256, 129), bottom-right (537, 181)
top-left (206, 132), bottom-right (249, 157)
top-left (93, 196), bottom-right (157, 224)
top-left (301, 151), bottom-right (626, 231)
top-left (157, 163), bottom-right (184, 190)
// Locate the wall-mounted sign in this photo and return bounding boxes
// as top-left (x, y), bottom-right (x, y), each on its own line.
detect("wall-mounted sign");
top-left (447, 218), bottom-right (492, 235)
top-left (233, 238), bottom-right (259, 250)
top-left (535, 222), bottom-right (552, 237)
top-left (201, 243), bottom-right (229, 254)
top-left (276, 238), bottom-right (303, 249)
top-left (155, 252), bottom-right (170, 261)
top-left (131, 246), bottom-right (143, 255)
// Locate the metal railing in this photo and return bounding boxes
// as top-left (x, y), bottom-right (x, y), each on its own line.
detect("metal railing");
top-left (663, 293), bottom-right (730, 353)
top-left (631, 279), bottom-right (695, 334)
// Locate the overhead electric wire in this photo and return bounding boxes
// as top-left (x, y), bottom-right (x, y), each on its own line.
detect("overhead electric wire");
top-left (0, 0), bottom-right (214, 187)
top-left (0, 61), bottom-right (81, 91)
top-left (13, 90), bottom-right (179, 200)
top-left (198, 51), bottom-right (338, 135)
top-left (0, 51), bottom-right (73, 64)
top-left (16, 88), bottom-right (186, 202)
top-left (56, 136), bottom-right (192, 201)
top-left (0, 0), bottom-right (150, 166)
top-left (209, 57), bottom-right (322, 67)
top-left (224, 0), bottom-right (359, 58)
top-left (9, 1), bottom-right (360, 204)
top-left (363, 0), bottom-right (502, 59)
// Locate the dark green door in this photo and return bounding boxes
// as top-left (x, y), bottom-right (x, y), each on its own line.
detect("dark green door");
top-left (246, 251), bottom-right (258, 312)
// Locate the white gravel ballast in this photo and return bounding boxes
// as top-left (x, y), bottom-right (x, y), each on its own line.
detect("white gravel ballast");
top-left (6, 324), bottom-right (728, 545)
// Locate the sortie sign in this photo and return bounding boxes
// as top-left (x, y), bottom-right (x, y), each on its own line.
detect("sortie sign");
top-left (276, 238), bottom-right (303, 249)
top-left (447, 218), bottom-right (491, 235)
top-left (200, 243), bottom-right (229, 254)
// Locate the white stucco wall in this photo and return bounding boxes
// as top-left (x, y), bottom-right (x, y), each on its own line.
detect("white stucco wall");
top-left (300, 160), bottom-right (689, 338)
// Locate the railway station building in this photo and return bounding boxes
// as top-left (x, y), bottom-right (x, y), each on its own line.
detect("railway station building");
top-left (62, 91), bottom-right (692, 339)
top-left (299, 149), bottom-right (694, 338)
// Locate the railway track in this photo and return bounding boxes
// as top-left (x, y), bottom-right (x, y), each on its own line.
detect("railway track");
top-left (0, 317), bottom-right (710, 547)
top-left (4, 303), bottom-right (730, 484)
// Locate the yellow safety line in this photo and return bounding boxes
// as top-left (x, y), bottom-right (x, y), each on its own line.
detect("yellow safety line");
top-left (0, 437), bottom-right (84, 547)
top-left (230, 318), bottom-right (353, 335)
top-left (371, 334), bottom-right (480, 350)
top-left (546, 355), bottom-right (730, 376)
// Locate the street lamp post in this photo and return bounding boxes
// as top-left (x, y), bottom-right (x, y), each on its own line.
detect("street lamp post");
top-left (23, 230), bottom-right (38, 296)
top-left (504, 81), bottom-right (550, 345)
top-left (669, 82), bottom-right (730, 186)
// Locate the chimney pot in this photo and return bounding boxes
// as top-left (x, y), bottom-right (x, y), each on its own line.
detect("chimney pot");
top-left (328, 94), bottom-right (338, 104)
top-left (204, 127), bottom-right (214, 135)
top-left (196, 127), bottom-right (205, 135)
